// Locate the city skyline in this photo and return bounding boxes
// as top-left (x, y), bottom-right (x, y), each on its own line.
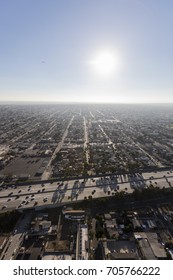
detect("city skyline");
top-left (0, 0), bottom-right (173, 103)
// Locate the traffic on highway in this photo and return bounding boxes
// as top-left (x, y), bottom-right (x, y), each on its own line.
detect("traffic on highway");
top-left (0, 169), bottom-right (173, 212)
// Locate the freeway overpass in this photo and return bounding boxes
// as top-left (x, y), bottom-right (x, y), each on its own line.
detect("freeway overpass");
top-left (0, 169), bottom-right (173, 213)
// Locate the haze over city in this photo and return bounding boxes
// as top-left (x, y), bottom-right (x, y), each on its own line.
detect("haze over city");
top-left (0, 0), bottom-right (173, 104)
top-left (1, 102), bottom-right (173, 260)
top-left (1, 1), bottom-right (173, 262)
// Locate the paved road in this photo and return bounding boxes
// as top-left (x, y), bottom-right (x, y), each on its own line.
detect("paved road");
top-left (83, 116), bottom-right (89, 164)
top-left (0, 169), bottom-right (173, 213)
top-left (41, 115), bottom-right (74, 180)
top-left (2, 211), bottom-right (33, 260)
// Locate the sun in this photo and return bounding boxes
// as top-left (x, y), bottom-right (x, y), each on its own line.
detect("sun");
top-left (88, 50), bottom-right (119, 77)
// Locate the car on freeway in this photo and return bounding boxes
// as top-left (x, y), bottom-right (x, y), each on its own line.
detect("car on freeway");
top-left (8, 192), bottom-right (13, 196)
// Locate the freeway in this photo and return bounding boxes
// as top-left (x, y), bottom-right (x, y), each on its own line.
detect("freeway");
top-left (0, 169), bottom-right (173, 213)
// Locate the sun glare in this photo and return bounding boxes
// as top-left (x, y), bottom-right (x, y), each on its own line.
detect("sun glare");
top-left (88, 50), bottom-right (120, 77)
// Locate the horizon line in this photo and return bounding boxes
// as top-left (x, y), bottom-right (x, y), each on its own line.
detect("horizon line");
top-left (1, 100), bottom-right (173, 106)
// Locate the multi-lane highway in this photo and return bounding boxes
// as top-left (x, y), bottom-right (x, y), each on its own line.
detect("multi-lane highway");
top-left (0, 169), bottom-right (173, 213)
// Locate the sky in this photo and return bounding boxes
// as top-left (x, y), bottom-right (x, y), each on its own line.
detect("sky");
top-left (0, 0), bottom-right (173, 104)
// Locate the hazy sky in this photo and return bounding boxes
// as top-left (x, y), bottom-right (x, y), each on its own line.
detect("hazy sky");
top-left (0, 0), bottom-right (173, 103)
